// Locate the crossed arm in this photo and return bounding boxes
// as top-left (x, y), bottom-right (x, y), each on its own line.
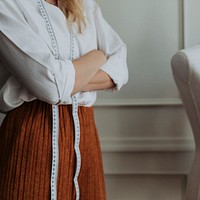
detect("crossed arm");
top-left (71, 49), bottom-right (115, 95)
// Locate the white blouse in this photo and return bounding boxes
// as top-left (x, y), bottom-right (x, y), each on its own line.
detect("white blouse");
top-left (0, 0), bottom-right (128, 113)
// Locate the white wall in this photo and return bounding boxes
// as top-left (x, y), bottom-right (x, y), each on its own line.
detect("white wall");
top-left (94, 0), bottom-right (200, 199)
top-left (184, 0), bottom-right (200, 48)
top-left (97, 0), bottom-right (182, 101)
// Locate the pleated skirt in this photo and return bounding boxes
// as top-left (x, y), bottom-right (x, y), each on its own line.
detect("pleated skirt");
top-left (0, 100), bottom-right (106, 200)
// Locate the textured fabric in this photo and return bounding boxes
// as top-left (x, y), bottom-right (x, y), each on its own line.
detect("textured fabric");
top-left (171, 44), bottom-right (200, 200)
top-left (0, 0), bottom-right (128, 113)
top-left (0, 100), bottom-right (106, 200)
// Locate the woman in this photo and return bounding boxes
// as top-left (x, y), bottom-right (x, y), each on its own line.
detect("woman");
top-left (0, 0), bottom-right (128, 199)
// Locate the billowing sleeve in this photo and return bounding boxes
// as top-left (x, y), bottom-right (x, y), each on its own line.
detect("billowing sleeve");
top-left (0, 1), bottom-right (75, 105)
top-left (93, 2), bottom-right (129, 91)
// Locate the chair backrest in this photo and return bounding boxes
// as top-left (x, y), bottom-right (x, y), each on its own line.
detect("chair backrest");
top-left (171, 45), bottom-right (200, 200)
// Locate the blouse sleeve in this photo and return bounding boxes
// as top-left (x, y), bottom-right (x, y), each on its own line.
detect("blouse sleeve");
top-left (0, 1), bottom-right (75, 105)
top-left (93, 2), bottom-right (129, 91)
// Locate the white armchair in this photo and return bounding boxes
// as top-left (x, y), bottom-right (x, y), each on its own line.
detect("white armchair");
top-left (171, 45), bottom-right (200, 200)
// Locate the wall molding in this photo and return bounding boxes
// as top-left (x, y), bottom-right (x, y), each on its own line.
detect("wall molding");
top-left (100, 137), bottom-right (195, 152)
top-left (183, 0), bottom-right (187, 48)
top-left (103, 149), bottom-right (194, 175)
top-left (101, 137), bottom-right (195, 175)
top-left (95, 98), bottom-right (183, 107)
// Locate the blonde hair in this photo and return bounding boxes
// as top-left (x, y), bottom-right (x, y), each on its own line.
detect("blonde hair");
top-left (58, 0), bottom-right (86, 32)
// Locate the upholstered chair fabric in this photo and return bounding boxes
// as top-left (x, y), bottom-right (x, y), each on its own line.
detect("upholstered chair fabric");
top-left (171, 45), bottom-right (200, 200)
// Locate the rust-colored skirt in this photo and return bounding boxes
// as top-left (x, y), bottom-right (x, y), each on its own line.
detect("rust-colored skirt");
top-left (0, 100), bottom-right (106, 200)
